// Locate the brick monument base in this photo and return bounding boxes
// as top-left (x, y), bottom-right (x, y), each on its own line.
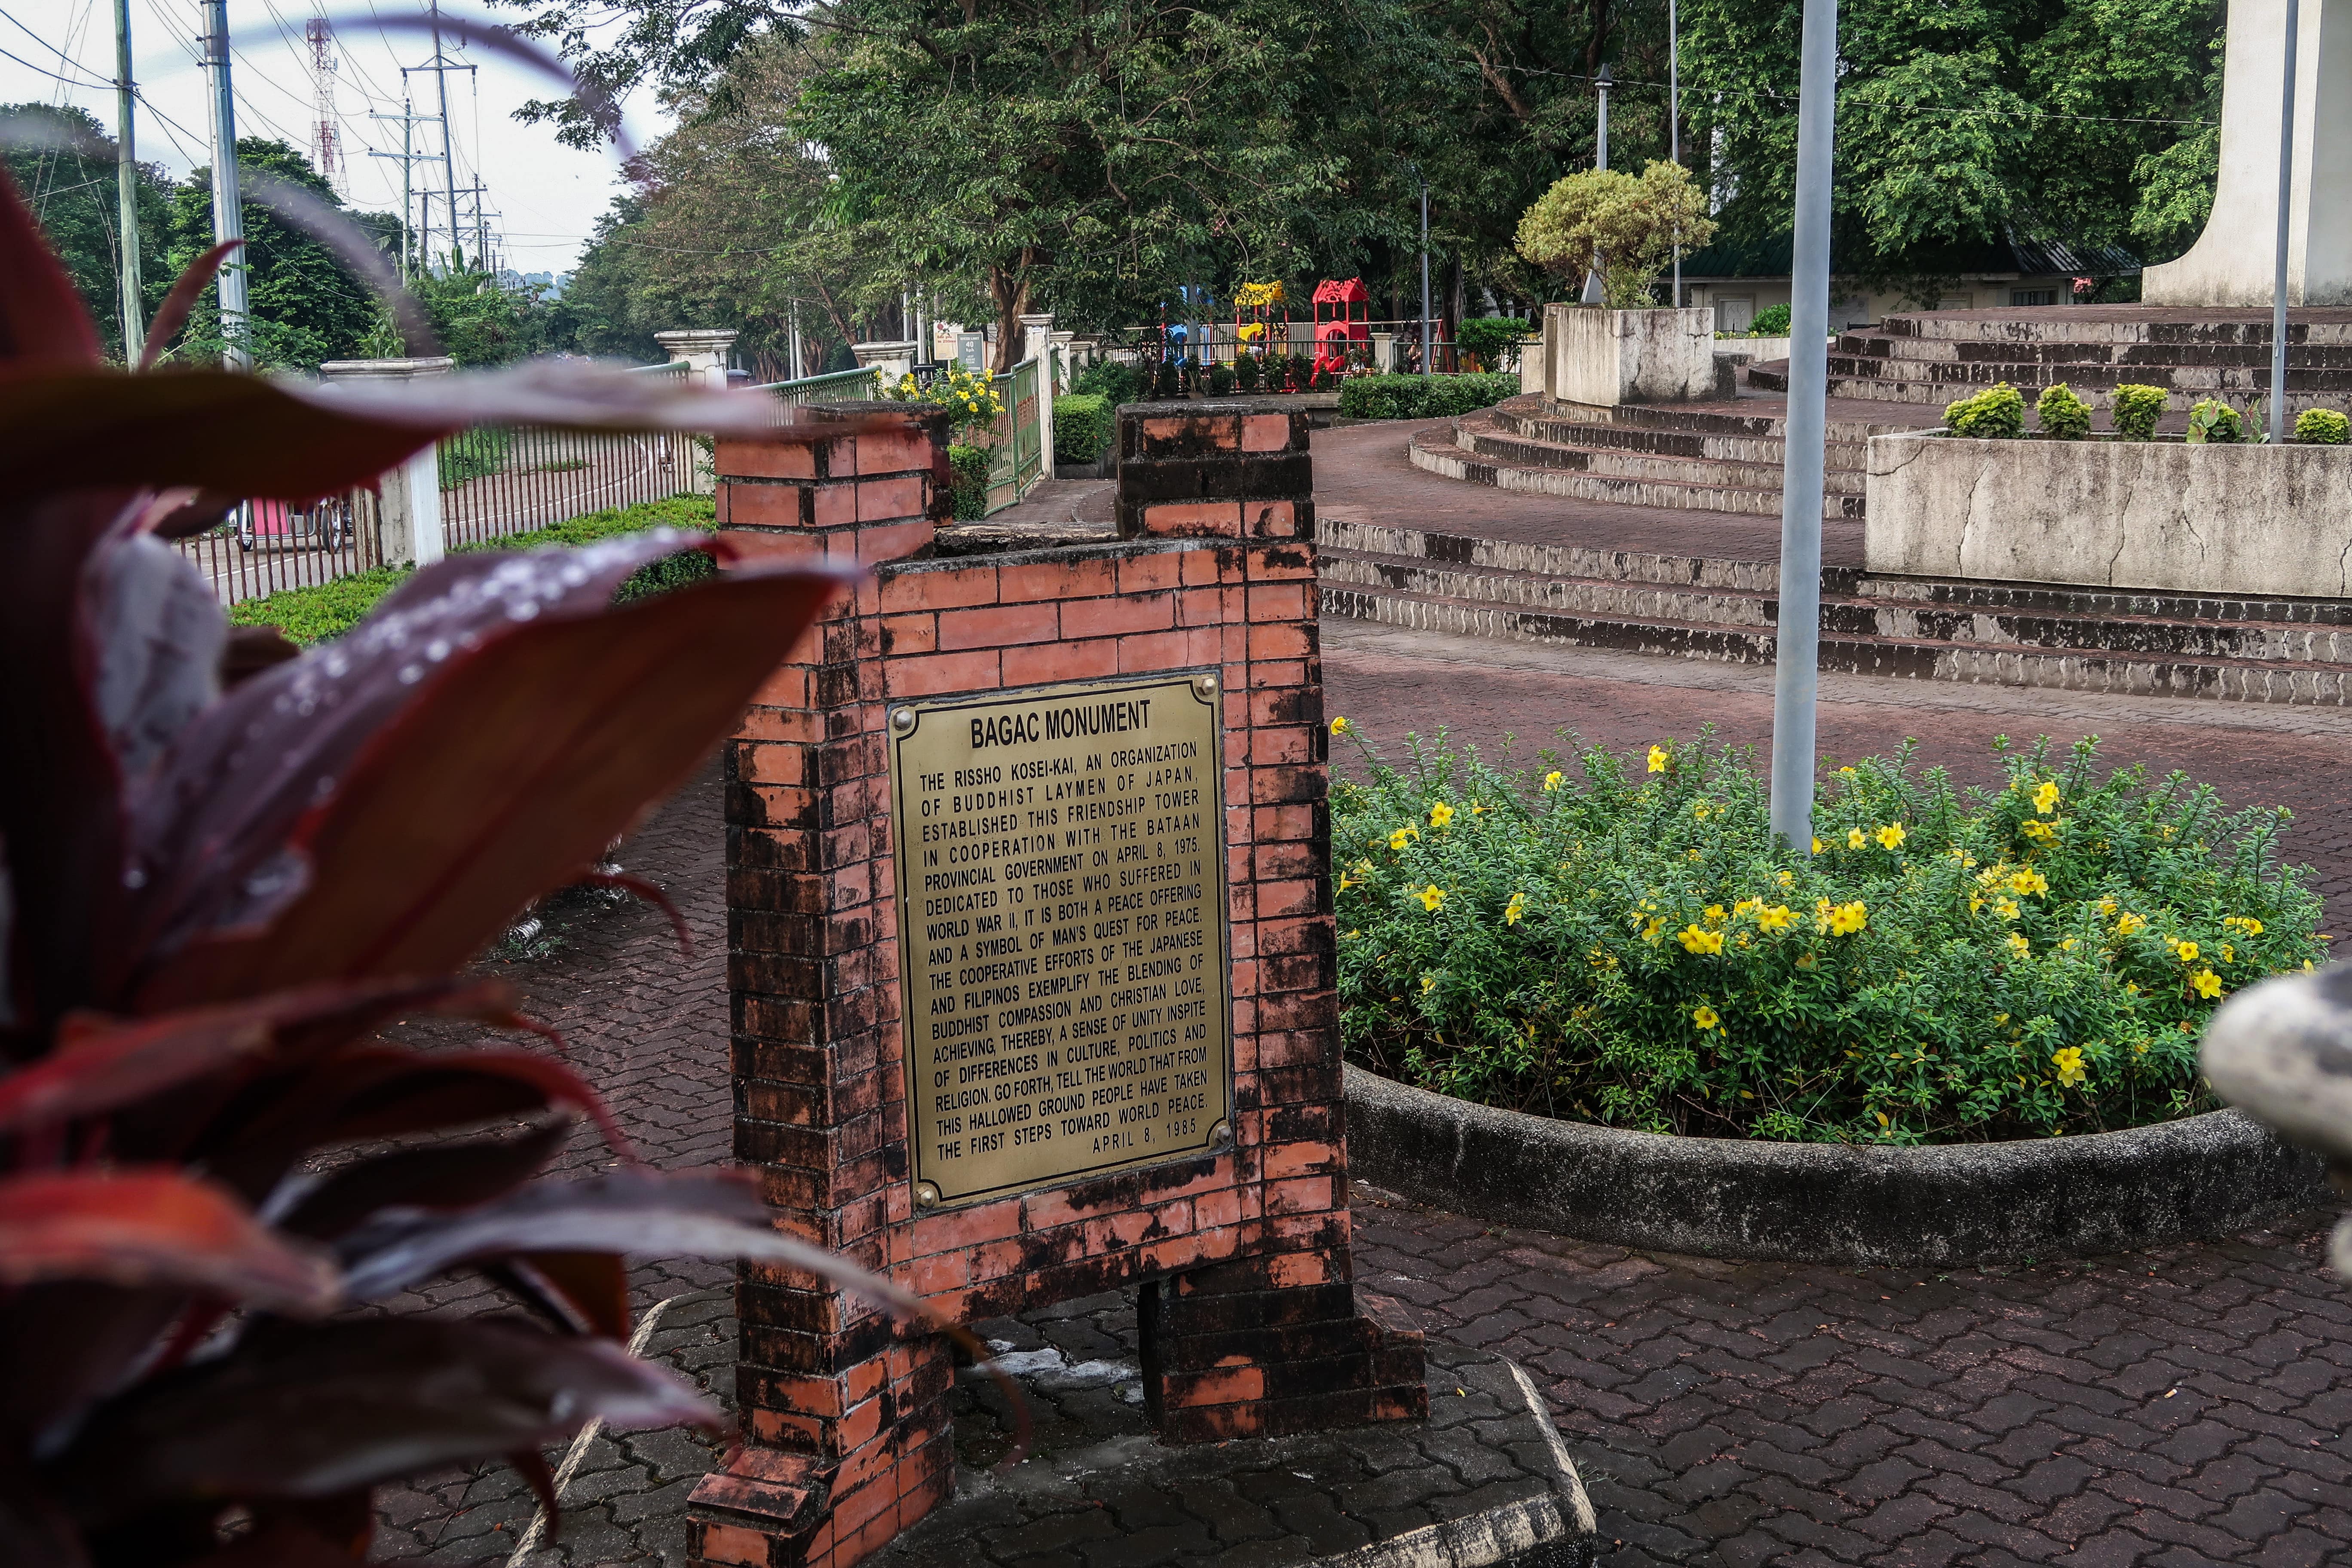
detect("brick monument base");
top-left (686, 400), bottom-right (1425, 1568)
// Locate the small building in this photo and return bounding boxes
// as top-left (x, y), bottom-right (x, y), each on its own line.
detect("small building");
top-left (1675, 224), bottom-right (2141, 333)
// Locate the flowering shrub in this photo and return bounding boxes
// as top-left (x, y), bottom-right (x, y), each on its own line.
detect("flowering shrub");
top-left (885, 362), bottom-right (1003, 436)
top-left (1331, 729), bottom-right (2324, 1144)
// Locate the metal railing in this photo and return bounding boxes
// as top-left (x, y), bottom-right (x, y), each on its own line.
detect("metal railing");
top-left (983, 359), bottom-right (1044, 513)
top-left (440, 427), bottom-right (691, 551)
top-left (753, 365), bottom-right (883, 405)
top-left (174, 493), bottom-right (388, 609)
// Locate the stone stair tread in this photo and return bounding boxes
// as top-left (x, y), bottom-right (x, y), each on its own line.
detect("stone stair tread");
top-left (1411, 429), bottom-right (1848, 515)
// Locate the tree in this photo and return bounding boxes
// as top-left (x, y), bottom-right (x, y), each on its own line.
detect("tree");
top-left (1517, 161), bottom-right (1715, 306)
top-left (0, 103), bottom-right (175, 362)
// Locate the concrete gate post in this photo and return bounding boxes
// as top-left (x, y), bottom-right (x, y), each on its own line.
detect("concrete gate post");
top-left (316, 355), bottom-right (454, 567)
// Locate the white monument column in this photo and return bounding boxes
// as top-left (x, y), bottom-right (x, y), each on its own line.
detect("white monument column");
top-left (318, 355), bottom-right (455, 567)
top-left (2144, 0), bottom-right (2352, 306)
top-left (653, 328), bottom-right (740, 388)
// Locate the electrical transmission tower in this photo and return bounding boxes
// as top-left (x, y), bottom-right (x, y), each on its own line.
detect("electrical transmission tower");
top-left (305, 11), bottom-right (343, 193)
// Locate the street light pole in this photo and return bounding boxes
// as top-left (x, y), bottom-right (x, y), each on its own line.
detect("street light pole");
top-left (1419, 170), bottom-right (1432, 380)
top-left (1582, 65), bottom-right (1614, 305)
top-left (2270, 0), bottom-right (2301, 444)
top-left (1767, 0), bottom-right (1840, 854)
top-left (199, 0), bottom-right (248, 369)
top-left (1670, 0), bottom-right (1682, 307)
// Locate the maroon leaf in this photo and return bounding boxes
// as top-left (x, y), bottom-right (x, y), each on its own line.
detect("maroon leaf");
top-left (276, 1122), bottom-right (570, 1241)
top-left (334, 1168), bottom-right (925, 1322)
top-left (130, 557), bottom-right (851, 1008)
top-left (0, 1283), bottom-right (191, 1455)
top-left (87, 530), bottom-right (226, 779)
top-left (0, 166), bottom-right (101, 368)
top-left (139, 242), bottom-right (242, 372)
top-left (0, 1170), bottom-right (337, 1313)
top-left (184, 1519), bottom-right (367, 1568)
top-left (51, 1318), bottom-right (714, 1522)
top-left (494, 1250), bottom-right (631, 1340)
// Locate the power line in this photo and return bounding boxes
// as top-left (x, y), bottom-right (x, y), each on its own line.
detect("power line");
top-left (0, 6), bottom-right (116, 84)
top-left (0, 41), bottom-right (110, 88)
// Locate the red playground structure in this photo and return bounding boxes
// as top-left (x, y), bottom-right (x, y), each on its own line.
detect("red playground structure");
top-left (1311, 277), bottom-right (1371, 377)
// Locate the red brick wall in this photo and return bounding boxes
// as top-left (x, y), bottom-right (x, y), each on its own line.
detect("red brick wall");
top-left (690, 400), bottom-right (1421, 1568)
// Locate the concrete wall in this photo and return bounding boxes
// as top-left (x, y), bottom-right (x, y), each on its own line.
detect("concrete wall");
top-left (1547, 304), bottom-right (1717, 405)
top-left (1866, 429), bottom-right (2352, 597)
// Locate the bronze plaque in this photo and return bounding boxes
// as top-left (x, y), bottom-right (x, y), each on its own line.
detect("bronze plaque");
top-left (888, 673), bottom-right (1234, 1209)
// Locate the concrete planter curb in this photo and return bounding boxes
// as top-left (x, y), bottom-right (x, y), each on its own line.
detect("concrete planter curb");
top-left (1865, 428), bottom-right (2352, 599)
top-left (1541, 304), bottom-right (1717, 406)
top-left (1344, 1065), bottom-right (2331, 1265)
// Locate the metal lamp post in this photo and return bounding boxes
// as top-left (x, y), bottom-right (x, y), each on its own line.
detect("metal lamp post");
top-left (2271, 0), bottom-right (2302, 443)
top-left (1582, 64), bottom-right (1613, 306)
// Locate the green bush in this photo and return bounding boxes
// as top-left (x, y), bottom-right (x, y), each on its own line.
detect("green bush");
top-left (1329, 726), bottom-right (2321, 1145)
top-left (1338, 372), bottom-right (1521, 422)
top-left (227, 494), bottom-right (719, 644)
top-left (2187, 398), bottom-right (2244, 444)
top-left (2036, 383), bottom-right (2092, 440)
top-left (2294, 407), bottom-right (2349, 444)
top-left (1072, 358), bottom-right (1144, 406)
top-left (2111, 383), bottom-right (2169, 441)
top-left (948, 444), bottom-right (990, 519)
top-left (1207, 361), bottom-right (1237, 396)
top-left (1235, 353), bottom-right (1263, 393)
top-left (437, 427), bottom-right (511, 487)
top-left (1456, 316), bottom-right (1536, 367)
top-left (1151, 358), bottom-right (1180, 399)
top-left (1945, 383), bottom-right (2025, 438)
top-left (1053, 393), bottom-right (1113, 464)
top-left (1750, 303), bottom-right (1792, 336)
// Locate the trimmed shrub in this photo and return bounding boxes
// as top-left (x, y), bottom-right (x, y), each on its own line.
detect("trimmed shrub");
top-left (2036, 383), bottom-right (2092, 440)
top-left (228, 494), bottom-right (720, 644)
top-left (1750, 303), bottom-right (1792, 336)
top-left (2186, 398), bottom-right (2244, 444)
top-left (2111, 383), bottom-right (2168, 441)
top-left (1072, 358), bottom-right (1144, 406)
top-left (1208, 361), bottom-right (1237, 396)
top-left (2294, 407), bottom-right (2349, 444)
top-left (1329, 726), bottom-right (2323, 1145)
top-left (1945, 383), bottom-right (2025, 438)
top-left (1337, 372), bottom-right (1520, 422)
top-left (1151, 358), bottom-right (1180, 398)
top-left (1052, 393), bottom-right (1113, 464)
top-left (1234, 352), bottom-right (1262, 393)
top-left (948, 443), bottom-right (990, 519)
top-left (1456, 316), bottom-right (1537, 368)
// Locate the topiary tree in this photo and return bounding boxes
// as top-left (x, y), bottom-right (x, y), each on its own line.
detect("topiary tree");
top-left (2111, 384), bottom-right (2168, 441)
top-left (2036, 383), bottom-right (2091, 440)
top-left (1515, 162), bottom-right (1717, 310)
top-left (2293, 407), bottom-right (2349, 444)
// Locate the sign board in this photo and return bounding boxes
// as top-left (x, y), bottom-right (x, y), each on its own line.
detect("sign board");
top-left (888, 674), bottom-right (1234, 1210)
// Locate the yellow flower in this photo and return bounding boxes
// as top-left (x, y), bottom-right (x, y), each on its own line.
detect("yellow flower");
top-left (2097, 897), bottom-right (2119, 916)
top-left (1694, 800), bottom-right (1712, 821)
top-left (2061, 937), bottom-right (2079, 952)
top-left (2225, 915), bottom-right (2264, 936)
top-left (1876, 823), bottom-right (1907, 850)
top-left (1847, 828), bottom-right (1866, 850)
top-left (1647, 745), bottom-right (1669, 774)
top-left (2220, 943), bottom-right (2234, 963)
top-left (1777, 870), bottom-right (1795, 888)
top-left (1416, 884), bottom-right (1447, 912)
top-left (2007, 932), bottom-right (2030, 959)
top-left (1679, 925), bottom-right (1726, 955)
top-left (1387, 828), bottom-right (1414, 852)
top-left (1641, 916), bottom-right (1666, 942)
top-left (1996, 898), bottom-right (2020, 921)
top-left (1826, 901), bottom-right (1868, 937)
top-left (1329, 716), bottom-right (1350, 735)
top-left (2052, 1047), bottom-right (2088, 1088)
top-left (1543, 770), bottom-right (1564, 791)
top-left (1838, 766), bottom-right (1856, 777)
top-left (2009, 868), bottom-right (2049, 897)
top-left (1420, 974), bottom-right (1436, 994)
top-left (1428, 802), bottom-right (1455, 830)
top-left (1337, 870), bottom-right (1356, 891)
top-left (2174, 940), bottom-right (2200, 962)
top-left (1811, 836), bottom-right (1824, 854)
top-left (2190, 968), bottom-right (2223, 998)
top-left (1704, 905), bottom-right (1727, 925)
top-left (1756, 904), bottom-right (1795, 932)
top-left (2020, 819), bottom-right (2056, 843)
top-left (2115, 911), bottom-right (2147, 937)
top-left (1693, 1004), bottom-right (1721, 1032)
top-left (1505, 892), bottom-right (1527, 926)
top-left (1732, 899), bottom-right (1762, 918)
top-left (2033, 780), bottom-right (2060, 815)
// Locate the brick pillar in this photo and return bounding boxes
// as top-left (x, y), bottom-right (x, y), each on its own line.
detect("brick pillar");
top-left (690, 403), bottom-right (956, 1568)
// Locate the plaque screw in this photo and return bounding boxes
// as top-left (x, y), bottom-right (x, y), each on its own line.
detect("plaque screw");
top-left (1191, 673), bottom-right (1219, 701)
top-left (890, 707), bottom-right (917, 735)
top-left (914, 1181), bottom-right (942, 1210)
top-left (1209, 1119), bottom-right (1234, 1149)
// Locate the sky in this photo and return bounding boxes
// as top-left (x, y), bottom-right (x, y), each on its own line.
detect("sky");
top-left (0, 0), bottom-right (655, 273)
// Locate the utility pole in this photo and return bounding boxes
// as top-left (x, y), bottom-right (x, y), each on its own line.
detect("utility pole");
top-left (1670, 0), bottom-right (1682, 307)
top-left (1417, 168), bottom-right (1432, 380)
top-left (2270, 0), bottom-right (2301, 443)
top-left (1767, 0), bottom-right (1840, 853)
top-left (1583, 65), bottom-right (1613, 305)
top-left (199, 0), bottom-right (248, 368)
top-left (430, 1), bottom-right (457, 271)
top-left (112, 0), bottom-right (143, 356)
top-left (368, 102), bottom-right (434, 280)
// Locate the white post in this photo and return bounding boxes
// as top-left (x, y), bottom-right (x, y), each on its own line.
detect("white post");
top-left (2272, 0), bottom-right (2302, 441)
top-left (318, 355), bottom-right (455, 566)
top-left (654, 328), bottom-right (739, 389)
top-left (199, 0), bottom-right (247, 368)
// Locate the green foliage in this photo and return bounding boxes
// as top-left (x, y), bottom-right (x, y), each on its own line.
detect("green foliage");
top-left (883, 363), bottom-right (995, 437)
top-left (2036, 383), bottom-right (2092, 440)
top-left (1234, 353), bottom-right (1263, 393)
top-left (227, 496), bottom-right (717, 644)
top-left (413, 268), bottom-right (546, 368)
top-left (1519, 163), bottom-right (1716, 309)
top-left (1455, 316), bottom-right (1536, 366)
top-left (1207, 361), bottom-right (1237, 395)
top-left (1338, 373), bottom-right (1520, 421)
top-left (1074, 358), bottom-right (1145, 405)
top-left (2111, 383), bottom-right (2170, 440)
top-left (1152, 358), bottom-right (1182, 399)
top-left (1330, 728), bottom-right (2322, 1144)
top-left (437, 428), bottom-right (512, 487)
top-left (1053, 394), bottom-right (1114, 462)
top-left (0, 104), bottom-right (176, 362)
top-left (2293, 407), bottom-right (2349, 445)
top-left (1945, 383), bottom-right (2026, 438)
top-left (2185, 398), bottom-right (2243, 444)
top-left (948, 444), bottom-right (991, 519)
top-left (1750, 303), bottom-right (1792, 336)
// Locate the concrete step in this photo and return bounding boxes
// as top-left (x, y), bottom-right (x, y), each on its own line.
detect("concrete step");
top-left (1408, 425), bottom-right (1859, 521)
top-left (1484, 405), bottom-right (1873, 471)
top-left (1457, 425), bottom-right (1865, 498)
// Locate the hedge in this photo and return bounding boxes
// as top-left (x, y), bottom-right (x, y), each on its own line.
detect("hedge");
top-left (1053, 393), bottom-right (1113, 464)
top-left (1338, 372), bottom-right (1521, 422)
top-left (948, 444), bottom-right (990, 519)
top-left (227, 493), bottom-right (718, 645)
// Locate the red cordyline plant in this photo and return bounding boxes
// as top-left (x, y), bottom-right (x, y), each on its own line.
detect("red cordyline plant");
top-left (0, 168), bottom-right (924, 1565)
